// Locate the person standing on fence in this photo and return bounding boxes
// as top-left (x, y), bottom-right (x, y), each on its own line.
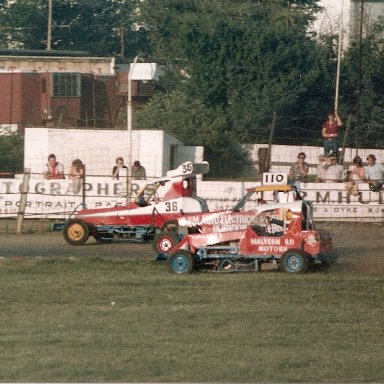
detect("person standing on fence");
top-left (288, 152), bottom-right (309, 190)
top-left (365, 154), bottom-right (384, 192)
top-left (69, 159), bottom-right (85, 194)
top-left (112, 157), bottom-right (128, 180)
top-left (43, 153), bottom-right (65, 179)
top-left (132, 160), bottom-right (146, 180)
top-left (321, 111), bottom-right (342, 158)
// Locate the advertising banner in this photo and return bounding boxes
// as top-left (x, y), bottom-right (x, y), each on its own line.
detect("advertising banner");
top-left (1, 177), bottom-right (383, 222)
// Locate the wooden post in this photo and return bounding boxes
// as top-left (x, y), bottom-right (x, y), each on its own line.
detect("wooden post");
top-left (334, 0), bottom-right (344, 113)
top-left (265, 111), bottom-right (277, 172)
top-left (16, 169), bottom-right (31, 234)
top-left (339, 114), bottom-right (351, 165)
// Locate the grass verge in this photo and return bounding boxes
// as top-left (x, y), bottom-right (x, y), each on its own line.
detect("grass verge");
top-left (0, 258), bottom-right (383, 382)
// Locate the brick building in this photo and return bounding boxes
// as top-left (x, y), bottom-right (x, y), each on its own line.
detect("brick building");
top-left (0, 49), bottom-right (157, 132)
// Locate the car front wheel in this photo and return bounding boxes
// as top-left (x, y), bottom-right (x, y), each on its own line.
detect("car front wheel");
top-left (63, 219), bottom-right (90, 246)
top-left (168, 250), bottom-right (194, 274)
top-left (280, 249), bottom-right (309, 273)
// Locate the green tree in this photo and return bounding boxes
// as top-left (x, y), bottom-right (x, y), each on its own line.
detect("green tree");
top-left (136, 0), bottom-right (332, 176)
top-left (0, 133), bottom-right (24, 173)
top-left (0, 0), bottom-right (150, 59)
top-left (340, 16), bottom-right (384, 149)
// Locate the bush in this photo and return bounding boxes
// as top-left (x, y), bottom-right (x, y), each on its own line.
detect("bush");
top-left (0, 133), bottom-right (24, 173)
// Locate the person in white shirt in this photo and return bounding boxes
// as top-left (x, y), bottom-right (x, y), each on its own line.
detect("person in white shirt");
top-left (365, 154), bottom-right (384, 192)
top-left (324, 154), bottom-right (343, 182)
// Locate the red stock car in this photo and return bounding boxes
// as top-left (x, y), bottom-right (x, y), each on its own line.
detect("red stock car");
top-left (62, 161), bottom-right (209, 246)
top-left (165, 198), bottom-right (336, 274)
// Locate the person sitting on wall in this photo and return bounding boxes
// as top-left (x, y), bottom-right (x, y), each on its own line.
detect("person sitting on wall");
top-left (322, 110), bottom-right (342, 158)
top-left (43, 153), bottom-right (65, 179)
top-left (288, 152), bottom-right (309, 190)
top-left (323, 153), bottom-right (343, 182)
top-left (132, 160), bottom-right (146, 180)
top-left (345, 156), bottom-right (365, 196)
top-left (316, 154), bottom-right (328, 182)
top-left (365, 154), bottom-right (384, 192)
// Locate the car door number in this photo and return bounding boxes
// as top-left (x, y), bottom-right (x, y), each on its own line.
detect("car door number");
top-left (165, 201), bottom-right (178, 212)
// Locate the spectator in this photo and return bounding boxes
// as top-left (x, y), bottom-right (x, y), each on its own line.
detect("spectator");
top-left (365, 154), bottom-right (384, 192)
top-left (43, 153), bottom-right (65, 179)
top-left (288, 152), bottom-right (309, 190)
top-left (112, 157), bottom-right (128, 180)
top-left (345, 156), bottom-right (365, 196)
top-left (69, 159), bottom-right (85, 194)
top-left (316, 154), bottom-right (328, 182)
top-left (322, 111), bottom-right (342, 158)
top-left (324, 154), bottom-right (343, 182)
top-left (132, 160), bottom-right (146, 180)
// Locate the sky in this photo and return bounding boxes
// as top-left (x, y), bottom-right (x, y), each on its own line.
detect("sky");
top-left (312, 0), bottom-right (348, 35)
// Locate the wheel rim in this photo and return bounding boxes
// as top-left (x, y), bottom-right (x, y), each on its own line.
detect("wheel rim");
top-left (67, 223), bottom-right (85, 242)
top-left (171, 254), bottom-right (190, 273)
top-left (157, 236), bottom-right (174, 253)
top-left (284, 253), bottom-right (303, 272)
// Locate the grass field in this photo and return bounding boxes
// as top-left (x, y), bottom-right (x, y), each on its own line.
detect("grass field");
top-left (0, 257), bottom-right (383, 382)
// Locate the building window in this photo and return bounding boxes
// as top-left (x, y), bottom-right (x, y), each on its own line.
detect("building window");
top-left (52, 73), bottom-right (81, 97)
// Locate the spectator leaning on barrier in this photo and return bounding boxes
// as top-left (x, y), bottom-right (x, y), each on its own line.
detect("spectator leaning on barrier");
top-left (322, 111), bottom-right (342, 158)
top-left (43, 153), bottom-right (65, 179)
top-left (365, 154), bottom-right (384, 192)
top-left (288, 152), bottom-right (309, 190)
top-left (112, 157), bottom-right (128, 180)
top-left (132, 160), bottom-right (146, 180)
top-left (69, 159), bottom-right (85, 194)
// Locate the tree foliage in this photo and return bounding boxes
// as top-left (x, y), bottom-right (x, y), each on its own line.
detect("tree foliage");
top-left (0, 0), bottom-right (151, 59)
top-left (2, 0), bottom-right (384, 175)
top-left (0, 133), bottom-right (23, 173)
top-left (135, 0), bottom-right (331, 174)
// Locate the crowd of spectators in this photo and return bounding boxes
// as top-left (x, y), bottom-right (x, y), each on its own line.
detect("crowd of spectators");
top-left (286, 111), bottom-right (384, 194)
top-left (43, 154), bottom-right (147, 194)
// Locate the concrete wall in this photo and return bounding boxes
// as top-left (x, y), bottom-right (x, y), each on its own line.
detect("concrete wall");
top-left (24, 127), bottom-right (203, 179)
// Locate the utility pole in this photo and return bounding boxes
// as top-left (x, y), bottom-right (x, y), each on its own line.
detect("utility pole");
top-left (356, 0), bottom-right (364, 154)
top-left (120, 27), bottom-right (125, 58)
top-left (334, 0), bottom-right (344, 113)
top-left (47, 0), bottom-right (52, 50)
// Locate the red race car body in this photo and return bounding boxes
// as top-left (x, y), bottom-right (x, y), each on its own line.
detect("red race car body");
top-left (166, 198), bottom-right (335, 274)
top-left (62, 161), bottom-right (209, 245)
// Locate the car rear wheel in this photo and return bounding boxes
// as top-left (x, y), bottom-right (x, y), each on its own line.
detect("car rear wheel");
top-left (152, 231), bottom-right (178, 254)
top-left (280, 249), bottom-right (309, 273)
top-left (168, 250), bottom-right (194, 274)
top-left (63, 219), bottom-right (90, 246)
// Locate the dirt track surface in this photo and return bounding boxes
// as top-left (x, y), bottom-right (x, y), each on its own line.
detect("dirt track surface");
top-left (0, 232), bottom-right (153, 260)
top-left (318, 221), bottom-right (384, 276)
top-left (1, 222), bottom-right (384, 276)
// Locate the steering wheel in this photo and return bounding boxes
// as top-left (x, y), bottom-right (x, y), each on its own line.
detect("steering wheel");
top-left (148, 192), bottom-right (160, 204)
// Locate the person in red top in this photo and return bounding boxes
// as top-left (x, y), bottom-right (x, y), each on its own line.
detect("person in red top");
top-left (322, 111), bottom-right (342, 158)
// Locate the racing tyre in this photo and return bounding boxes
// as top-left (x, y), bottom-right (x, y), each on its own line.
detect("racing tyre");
top-left (63, 219), bottom-right (90, 246)
top-left (168, 250), bottom-right (194, 274)
top-left (152, 231), bottom-right (178, 254)
top-left (280, 249), bottom-right (309, 274)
